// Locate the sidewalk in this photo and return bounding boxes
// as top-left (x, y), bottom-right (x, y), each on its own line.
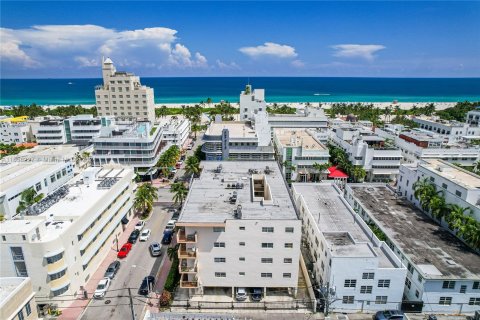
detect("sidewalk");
top-left (58, 216), bottom-right (140, 320)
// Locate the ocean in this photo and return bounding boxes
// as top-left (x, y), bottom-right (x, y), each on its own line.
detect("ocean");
top-left (1, 77), bottom-right (479, 106)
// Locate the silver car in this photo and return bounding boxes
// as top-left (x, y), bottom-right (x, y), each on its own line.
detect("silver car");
top-left (149, 242), bottom-right (162, 257)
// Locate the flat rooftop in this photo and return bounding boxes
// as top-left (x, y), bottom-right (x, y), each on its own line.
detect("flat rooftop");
top-left (0, 277), bottom-right (29, 306)
top-left (421, 159), bottom-right (480, 190)
top-left (179, 161), bottom-right (297, 223)
top-left (274, 129), bottom-right (326, 150)
top-left (350, 184), bottom-right (480, 279)
top-left (206, 122), bottom-right (257, 138)
top-left (293, 183), bottom-right (395, 267)
top-left (0, 162), bottom-right (64, 191)
top-left (0, 144), bottom-right (81, 161)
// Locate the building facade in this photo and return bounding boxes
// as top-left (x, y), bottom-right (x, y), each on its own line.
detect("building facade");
top-left (159, 116), bottom-right (190, 147)
top-left (239, 85), bottom-right (266, 120)
top-left (0, 277), bottom-right (38, 320)
top-left (0, 117), bottom-right (33, 144)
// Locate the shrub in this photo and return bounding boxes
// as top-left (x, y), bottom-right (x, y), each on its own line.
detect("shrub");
top-left (164, 257), bottom-right (180, 292)
top-left (159, 290), bottom-right (172, 307)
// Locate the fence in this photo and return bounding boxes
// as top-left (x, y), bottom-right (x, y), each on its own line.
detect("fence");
top-left (170, 299), bottom-right (315, 311)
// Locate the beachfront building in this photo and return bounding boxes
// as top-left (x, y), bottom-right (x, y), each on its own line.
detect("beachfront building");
top-left (329, 125), bottom-right (402, 182)
top-left (0, 165), bottom-right (135, 306)
top-left (254, 107), bottom-right (329, 133)
top-left (176, 161), bottom-right (302, 299)
top-left (0, 277), bottom-right (38, 320)
top-left (202, 119), bottom-right (274, 161)
top-left (239, 85), bottom-right (266, 120)
top-left (0, 161), bottom-right (74, 220)
top-left (466, 109), bottom-right (480, 126)
top-left (273, 129), bottom-right (330, 182)
top-left (345, 184), bottom-right (480, 314)
top-left (158, 116), bottom-right (190, 147)
top-left (413, 116), bottom-right (480, 144)
top-left (95, 57), bottom-right (156, 123)
top-left (292, 183), bottom-right (406, 313)
top-left (0, 116), bottom-right (33, 144)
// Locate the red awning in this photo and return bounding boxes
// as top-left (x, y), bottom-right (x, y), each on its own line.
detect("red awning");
top-left (327, 166), bottom-right (348, 179)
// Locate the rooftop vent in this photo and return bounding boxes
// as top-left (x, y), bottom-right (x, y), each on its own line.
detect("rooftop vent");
top-left (214, 164), bottom-right (223, 173)
top-left (248, 168), bottom-right (259, 174)
top-left (25, 186), bottom-right (69, 216)
top-left (234, 204), bottom-right (242, 219)
top-left (97, 177), bottom-right (118, 189)
top-left (264, 166), bottom-right (272, 174)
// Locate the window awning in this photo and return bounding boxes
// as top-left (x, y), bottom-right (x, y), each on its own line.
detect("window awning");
top-left (47, 265), bottom-right (67, 276)
top-left (327, 166), bottom-right (348, 179)
top-left (44, 248), bottom-right (65, 259)
top-left (50, 280), bottom-right (71, 292)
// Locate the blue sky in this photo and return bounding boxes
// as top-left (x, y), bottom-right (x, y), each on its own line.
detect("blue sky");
top-left (1, 1), bottom-right (479, 78)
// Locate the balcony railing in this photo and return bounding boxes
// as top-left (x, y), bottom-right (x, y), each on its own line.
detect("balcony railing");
top-left (177, 230), bottom-right (197, 243)
top-left (178, 244), bottom-right (197, 259)
top-left (179, 261), bottom-right (198, 274)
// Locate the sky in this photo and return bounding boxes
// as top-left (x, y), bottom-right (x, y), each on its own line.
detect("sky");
top-left (1, 1), bottom-right (479, 78)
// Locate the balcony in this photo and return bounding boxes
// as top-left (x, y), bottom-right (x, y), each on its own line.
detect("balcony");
top-left (177, 229), bottom-right (197, 243)
top-left (179, 260), bottom-right (197, 274)
top-left (178, 244), bottom-right (197, 259)
top-left (180, 274), bottom-right (198, 288)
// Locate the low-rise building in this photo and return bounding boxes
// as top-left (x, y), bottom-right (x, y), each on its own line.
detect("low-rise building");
top-left (158, 116), bottom-right (190, 147)
top-left (273, 129), bottom-right (330, 182)
top-left (36, 119), bottom-right (67, 145)
top-left (345, 184), bottom-right (480, 314)
top-left (176, 161), bottom-right (301, 298)
top-left (413, 116), bottom-right (480, 144)
top-left (254, 107), bottom-right (329, 132)
top-left (0, 277), bottom-right (38, 320)
top-left (0, 165), bottom-right (134, 305)
top-left (292, 183), bottom-right (406, 312)
top-left (466, 109), bottom-right (480, 126)
top-left (0, 117), bottom-right (33, 144)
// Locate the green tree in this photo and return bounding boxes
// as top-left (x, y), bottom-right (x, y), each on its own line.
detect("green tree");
top-left (185, 156), bottom-right (201, 177)
top-left (167, 244), bottom-right (180, 261)
top-left (473, 160), bottom-right (480, 174)
top-left (133, 184), bottom-right (158, 216)
top-left (351, 166), bottom-right (367, 183)
top-left (312, 162), bottom-right (331, 181)
top-left (170, 182), bottom-right (188, 205)
top-left (16, 187), bottom-right (44, 214)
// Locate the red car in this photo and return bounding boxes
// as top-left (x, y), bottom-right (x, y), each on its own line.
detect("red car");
top-left (117, 243), bottom-right (132, 258)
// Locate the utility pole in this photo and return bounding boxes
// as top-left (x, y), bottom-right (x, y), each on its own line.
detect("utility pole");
top-left (128, 288), bottom-right (136, 320)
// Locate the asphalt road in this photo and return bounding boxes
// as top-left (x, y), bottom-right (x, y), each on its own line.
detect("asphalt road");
top-left (81, 204), bottom-right (173, 320)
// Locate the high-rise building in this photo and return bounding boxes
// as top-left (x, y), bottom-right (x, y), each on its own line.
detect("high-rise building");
top-left (239, 85), bottom-right (266, 120)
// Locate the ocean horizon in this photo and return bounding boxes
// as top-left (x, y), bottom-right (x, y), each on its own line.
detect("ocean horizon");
top-left (1, 77), bottom-right (479, 106)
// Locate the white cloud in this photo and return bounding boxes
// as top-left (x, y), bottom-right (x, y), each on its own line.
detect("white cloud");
top-left (331, 44), bottom-right (386, 61)
top-left (239, 42), bottom-right (297, 59)
top-left (291, 59), bottom-right (305, 68)
top-left (0, 25), bottom-right (208, 70)
top-left (216, 59), bottom-right (240, 70)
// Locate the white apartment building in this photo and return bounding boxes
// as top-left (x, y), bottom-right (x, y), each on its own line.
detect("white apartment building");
top-left (0, 117), bottom-right (33, 144)
top-left (0, 277), bottom-right (38, 320)
top-left (176, 161), bottom-right (301, 298)
top-left (159, 116), bottom-right (190, 147)
top-left (466, 109), bottom-right (480, 126)
top-left (345, 184), bottom-right (480, 314)
top-left (273, 129), bottom-right (330, 182)
top-left (35, 119), bottom-right (66, 145)
top-left (95, 57), bottom-right (156, 123)
top-left (329, 126), bottom-right (402, 182)
top-left (0, 162), bottom-right (74, 220)
top-left (254, 107), bottom-right (329, 132)
top-left (202, 120), bottom-right (274, 161)
top-left (413, 116), bottom-right (480, 144)
top-left (0, 165), bottom-right (134, 305)
top-left (239, 85), bottom-right (266, 120)
top-left (292, 183), bottom-right (406, 313)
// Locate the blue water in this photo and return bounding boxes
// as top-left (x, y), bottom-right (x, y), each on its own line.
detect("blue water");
top-left (1, 77), bottom-right (479, 106)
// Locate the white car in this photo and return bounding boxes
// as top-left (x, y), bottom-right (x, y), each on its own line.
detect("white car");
top-left (165, 220), bottom-right (176, 231)
top-left (139, 229), bottom-right (151, 241)
top-left (236, 287), bottom-right (248, 301)
top-left (134, 221), bottom-right (145, 231)
top-left (93, 277), bottom-right (111, 299)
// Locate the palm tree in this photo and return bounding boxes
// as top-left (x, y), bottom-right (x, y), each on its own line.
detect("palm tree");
top-left (170, 182), bottom-right (188, 206)
top-left (459, 217), bottom-right (480, 250)
top-left (351, 166), bottom-right (366, 183)
top-left (473, 160), bottom-right (480, 174)
top-left (429, 195), bottom-right (447, 220)
top-left (413, 178), bottom-right (437, 210)
top-left (206, 97), bottom-right (212, 106)
top-left (133, 184), bottom-right (158, 216)
top-left (16, 187), bottom-right (44, 213)
top-left (445, 204), bottom-right (470, 231)
top-left (185, 156), bottom-right (201, 177)
top-left (312, 162), bottom-right (331, 182)
top-left (167, 244), bottom-right (180, 261)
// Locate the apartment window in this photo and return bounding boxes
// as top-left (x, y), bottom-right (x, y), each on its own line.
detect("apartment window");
top-left (284, 243), bottom-right (293, 248)
top-left (285, 227), bottom-right (294, 233)
top-left (407, 263), bottom-right (414, 274)
top-left (473, 282), bottom-right (480, 289)
top-left (342, 296), bottom-right (354, 304)
top-left (52, 285), bottom-right (69, 296)
top-left (46, 252), bottom-right (63, 264)
top-left (283, 273), bottom-right (291, 278)
top-left (49, 269), bottom-right (66, 280)
top-left (214, 257), bottom-right (226, 263)
top-left (455, 190), bottom-right (462, 197)
top-left (239, 242), bottom-right (245, 246)
top-left (360, 286), bottom-right (373, 294)
top-left (17, 310), bottom-right (24, 320)
top-left (362, 273), bottom-right (374, 279)
top-left (429, 177), bottom-right (435, 182)
top-left (239, 257), bottom-right (245, 261)
top-left (239, 272), bottom-right (245, 276)
top-left (443, 281), bottom-right (455, 289)
top-left (213, 242), bottom-right (225, 248)
top-left (375, 296), bottom-right (388, 304)
top-left (378, 279), bottom-right (390, 288)
top-left (1, 236), bottom-right (5, 241)
top-left (25, 301), bottom-right (32, 315)
top-left (469, 298), bottom-right (480, 306)
top-left (215, 272), bottom-right (226, 278)
top-left (439, 297), bottom-right (452, 305)
top-left (442, 183), bottom-right (448, 189)
top-left (35, 182), bottom-right (42, 191)
top-left (262, 227), bottom-right (274, 233)
top-left (284, 258), bottom-right (292, 263)
top-left (418, 275), bottom-right (423, 283)
top-left (261, 273), bottom-right (272, 278)
top-left (239, 226), bottom-right (245, 230)
top-left (405, 278), bottom-right (412, 289)
top-left (460, 285), bottom-right (467, 293)
top-left (261, 243), bottom-right (273, 248)
top-left (261, 258), bottom-right (273, 263)
top-left (344, 279), bottom-right (357, 288)
top-left (415, 290), bottom-right (420, 298)
top-left (213, 227), bottom-right (225, 232)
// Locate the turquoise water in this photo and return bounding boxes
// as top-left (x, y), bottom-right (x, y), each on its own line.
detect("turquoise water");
top-left (1, 77), bottom-right (479, 105)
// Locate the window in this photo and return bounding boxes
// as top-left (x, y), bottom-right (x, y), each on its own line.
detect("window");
top-left (214, 257), bottom-right (226, 263)
top-left (239, 226), bottom-right (245, 230)
top-left (214, 242), bottom-right (225, 248)
top-left (418, 274), bottom-right (423, 283)
top-left (1, 236), bottom-right (5, 241)
top-left (455, 190), bottom-right (462, 197)
top-left (239, 257), bottom-right (245, 261)
top-left (460, 285), bottom-right (467, 293)
top-left (415, 290), bottom-right (420, 298)
top-left (35, 182), bottom-right (42, 191)
top-left (474, 282), bottom-right (480, 290)
top-left (25, 301), bottom-right (32, 315)
top-left (284, 258), bottom-right (292, 263)
top-left (284, 243), bottom-right (293, 248)
top-left (261, 258), bottom-right (273, 263)
top-left (405, 278), bottom-right (411, 289)
top-left (46, 252), bottom-right (63, 264)
top-left (342, 296), bottom-right (354, 304)
top-left (52, 284), bottom-right (69, 296)
top-left (442, 183), bottom-right (448, 189)
top-left (443, 281), bottom-right (455, 289)
top-left (362, 273), bottom-right (374, 279)
top-left (50, 269), bottom-right (66, 280)
top-left (22, 235), bottom-right (26, 241)
top-left (17, 310), bottom-right (24, 320)
top-left (344, 279), bottom-right (357, 288)
top-left (239, 242), bottom-right (245, 246)
top-left (239, 272), bottom-right (245, 276)
top-left (375, 296), bottom-right (388, 304)
top-left (378, 279), bottom-right (390, 288)
top-left (261, 273), bottom-right (272, 278)
top-left (215, 272), bottom-right (226, 277)
top-left (262, 227), bottom-right (274, 233)
top-left (213, 227), bottom-right (225, 232)
top-left (469, 298), bottom-right (480, 306)
top-left (261, 243), bottom-right (273, 248)
top-left (283, 273), bottom-right (291, 278)
top-left (285, 227), bottom-right (294, 233)
top-left (360, 286), bottom-right (373, 294)
top-left (439, 297), bottom-right (452, 305)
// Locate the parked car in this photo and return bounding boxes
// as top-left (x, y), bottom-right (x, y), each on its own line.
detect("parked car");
top-left (93, 278), bottom-right (111, 299)
top-left (170, 168), bottom-right (177, 174)
top-left (138, 276), bottom-right (155, 295)
top-left (180, 155), bottom-right (186, 161)
top-left (134, 221), bottom-right (145, 231)
top-left (149, 242), bottom-right (162, 256)
top-left (128, 229), bottom-right (140, 244)
top-left (165, 220), bottom-right (176, 231)
top-left (117, 243), bottom-right (132, 258)
top-left (236, 287), bottom-right (248, 301)
top-left (251, 288), bottom-right (262, 301)
top-left (139, 229), bottom-right (151, 241)
top-left (162, 230), bottom-right (173, 245)
top-left (186, 144), bottom-right (193, 150)
top-left (374, 310), bottom-right (405, 320)
top-left (104, 261), bottom-right (121, 279)
top-left (171, 211), bottom-right (180, 221)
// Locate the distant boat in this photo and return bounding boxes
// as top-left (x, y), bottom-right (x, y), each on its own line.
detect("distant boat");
top-left (314, 93), bottom-right (330, 96)
top-left (68, 82), bottom-right (73, 85)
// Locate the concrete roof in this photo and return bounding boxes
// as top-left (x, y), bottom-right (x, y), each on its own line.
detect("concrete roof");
top-left (0, 277), bottom-right (30, 307)
top-left (0, 162), bottom-right (64, 191)
top-left (206, 122), bottom-right (257, 138)
top-left (274, 129), bottom-right (326, 150)
top-left (421, 159), bottom-right (480, 190)
top-left (349, 184), bottom-right (480, 279)
top-left (179, 161), bottom-right (297, 223)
